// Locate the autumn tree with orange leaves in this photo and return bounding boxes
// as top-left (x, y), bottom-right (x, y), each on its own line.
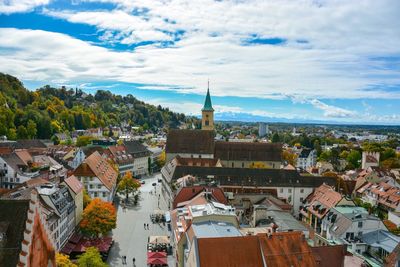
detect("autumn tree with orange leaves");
top-left (80, 198), bottom-right (116, 237)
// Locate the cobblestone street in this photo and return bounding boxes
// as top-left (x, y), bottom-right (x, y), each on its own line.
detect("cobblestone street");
top-left (107, 173), bottom-right (173, 267)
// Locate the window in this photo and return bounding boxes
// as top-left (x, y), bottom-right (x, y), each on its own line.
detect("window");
top-left (358, 221), bottom-right (363, 228)
top-left (94, 192), bottom-right (98, 197)
top-left (103, 192), bottom-right (107, 197)
top-left (231, 162), bottom-right (234, 167)
top-left (89, 184), bottom-right (93, 189)
top-left (300, 189), bottom-right (304, 193)
top-left (205, 120), bottom-right (209, 126)
top-left (280, 188), bottom-right (283, 193)
top-left (288, 189), bottom-right (292, 193)
top-left (300, 197), bottom-right (304, 202)
top-left (97, 185), bottom-right (101, 189)
top-left (242, 162), bottom-right (244, 168)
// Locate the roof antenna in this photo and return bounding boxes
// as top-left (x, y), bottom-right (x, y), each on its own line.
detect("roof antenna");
top-left (207, 79), bottom-right (210, 91)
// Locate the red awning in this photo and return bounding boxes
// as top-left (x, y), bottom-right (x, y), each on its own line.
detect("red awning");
top-left (147, 257), bottom-right (168, 265)
top-left (147, 251), bottom-right (167, 259)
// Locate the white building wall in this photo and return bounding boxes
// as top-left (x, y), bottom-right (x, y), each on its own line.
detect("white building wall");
top-left (133, 156), bottom-right (149, 177)
top-left (77, 176), bottom-right (113, 202)
top-left (274, 186), bottom-right (314, 217)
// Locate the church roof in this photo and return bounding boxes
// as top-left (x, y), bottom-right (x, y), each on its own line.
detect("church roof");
top-left (202, 88), bottom-right (214, 111)
top-left (166, 129), bottom-right (215, 154)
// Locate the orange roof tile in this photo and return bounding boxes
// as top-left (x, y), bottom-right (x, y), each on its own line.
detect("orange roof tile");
top-left (173, 186), bottom-right (227, 209)
top-left (197, 236), bottom-right (264, 267)
top-left (258, 232), bottom-right (317, 267)
top-left (64, 175), bottom-right (83, 194)
top-left (74, 151), bottom-right (117, 190)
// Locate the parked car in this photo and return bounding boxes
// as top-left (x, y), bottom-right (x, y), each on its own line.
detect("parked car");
top-left (141, 180), bottom-right (146, 185)
top-left (152, 182), bottom-right (157, 186)
top-left (158, 179), bottom-right (162, 183)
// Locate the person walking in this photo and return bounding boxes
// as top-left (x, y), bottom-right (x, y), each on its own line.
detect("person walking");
top-left (132, 257), bottom-right (136, 266)
top-left (144, 223), bottom-right (146, 229)
top-left (147, 223), bottom-right (149, 230)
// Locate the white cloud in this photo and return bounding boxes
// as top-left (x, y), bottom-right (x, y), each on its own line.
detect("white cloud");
top-left (0, 0), bottom-right (50, 14)
top-left (309, 99), bottom-right (356, 118)
top-left (34, 0), bottom-right (400, 100)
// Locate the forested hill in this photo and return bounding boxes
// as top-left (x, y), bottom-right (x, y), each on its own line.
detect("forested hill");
top-left (0, 73), bottom-right (194, 140)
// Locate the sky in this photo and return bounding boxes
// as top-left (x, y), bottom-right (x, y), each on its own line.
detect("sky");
top-left (0, 0), bottom-right (400, 125)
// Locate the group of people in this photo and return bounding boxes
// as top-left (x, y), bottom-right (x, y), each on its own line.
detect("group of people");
top-left (144, 223), bottom-right (150, 230)
top-left (121, 255), bottom-right (135, 266)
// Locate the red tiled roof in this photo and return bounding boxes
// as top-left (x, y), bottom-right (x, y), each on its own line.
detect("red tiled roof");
top-left (173, 186), bottom-right (227, 209)
top-left (311, 245), bottom-right (346, 267)
top-left (258, 232), bottom-right (317, 267)
top-left (64, 175), bottom-right (83, 194)
top-left (197, 236), bottom-right (264, 267)
top-left (74, 151), bottom-right (117, 190)
top-left (305, 184), bottom-right (342, 219)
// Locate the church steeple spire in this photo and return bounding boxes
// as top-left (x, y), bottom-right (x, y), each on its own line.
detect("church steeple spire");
top-left (202, 80), bottom-right (214, 112)
top-left (201, 81), bottom-right (214, 130)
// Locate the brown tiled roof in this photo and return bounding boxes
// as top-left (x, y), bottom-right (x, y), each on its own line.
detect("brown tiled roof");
top-left (214, 141), bottom-right (282, 162)
top-left (64, 175), bottom-right (83, 194)
top-left (14, 149), bottom-right (33, 165)
top-left (166, 129), bottom-right (215, 154)
top-left (304, 184), bottom-right (342, 219)
top-left (311, 245), bottom-right (346, 267)
top-left (74, 151), bottom-right (117, 190)
top-left (173, 186), bottom-right (227, 209)
top-left (258, 232), bottom-right (317, 267)
top-left (197, 236), bottom-right (264, 267)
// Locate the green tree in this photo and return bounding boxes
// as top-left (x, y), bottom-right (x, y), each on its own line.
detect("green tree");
top-left (17, 125), bottom-right (28, 139)
top-left (8, 128), bottom-right (17, 140)
top-left (83, 189), bottom-right (92, 209)
top-left (117, 172), bottom-right (141, 200)
top-left (26, 119), bottom-right (37, 139)
top-left (271, 132), bottom-right (280, 143)
top-left (77, 247), bottom-right (107, 267)
top-left (346, 150), bottom-right (361, 168)
top-left (76, 136), bottom-right (92, 147)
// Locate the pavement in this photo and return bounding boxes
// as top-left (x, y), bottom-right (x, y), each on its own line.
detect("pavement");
top-left (107, 173), bottom-right (174, 267)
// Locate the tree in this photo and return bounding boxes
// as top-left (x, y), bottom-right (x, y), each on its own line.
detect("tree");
top-left (17, 125), bottom-right (28, 139)
top-left (346, 150), bottom-right (361, 168)
top-left (83, 189), bottom-right (92, 209)
top-left (26, 119), bottom-right (37, 139)
top-left (282, 150), bottom-right (298, 166)
top-left (77, 247), bottom-right (107, 267)
top-left (271, 132), bottom-right (280, 143)
top-left (158, 151), bottom-right (166, 167)
top-left (80, 198), bottom-right (116, 237)
top-left (76, 136), bottom-right (92, 147)
top-left (56, 253), bottom-right (77, 267)
top-left (117, 172), bottom-right (141, 200)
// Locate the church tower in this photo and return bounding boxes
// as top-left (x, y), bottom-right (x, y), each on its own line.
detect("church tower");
top-left (201, 82), bottom-right (214, 131)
